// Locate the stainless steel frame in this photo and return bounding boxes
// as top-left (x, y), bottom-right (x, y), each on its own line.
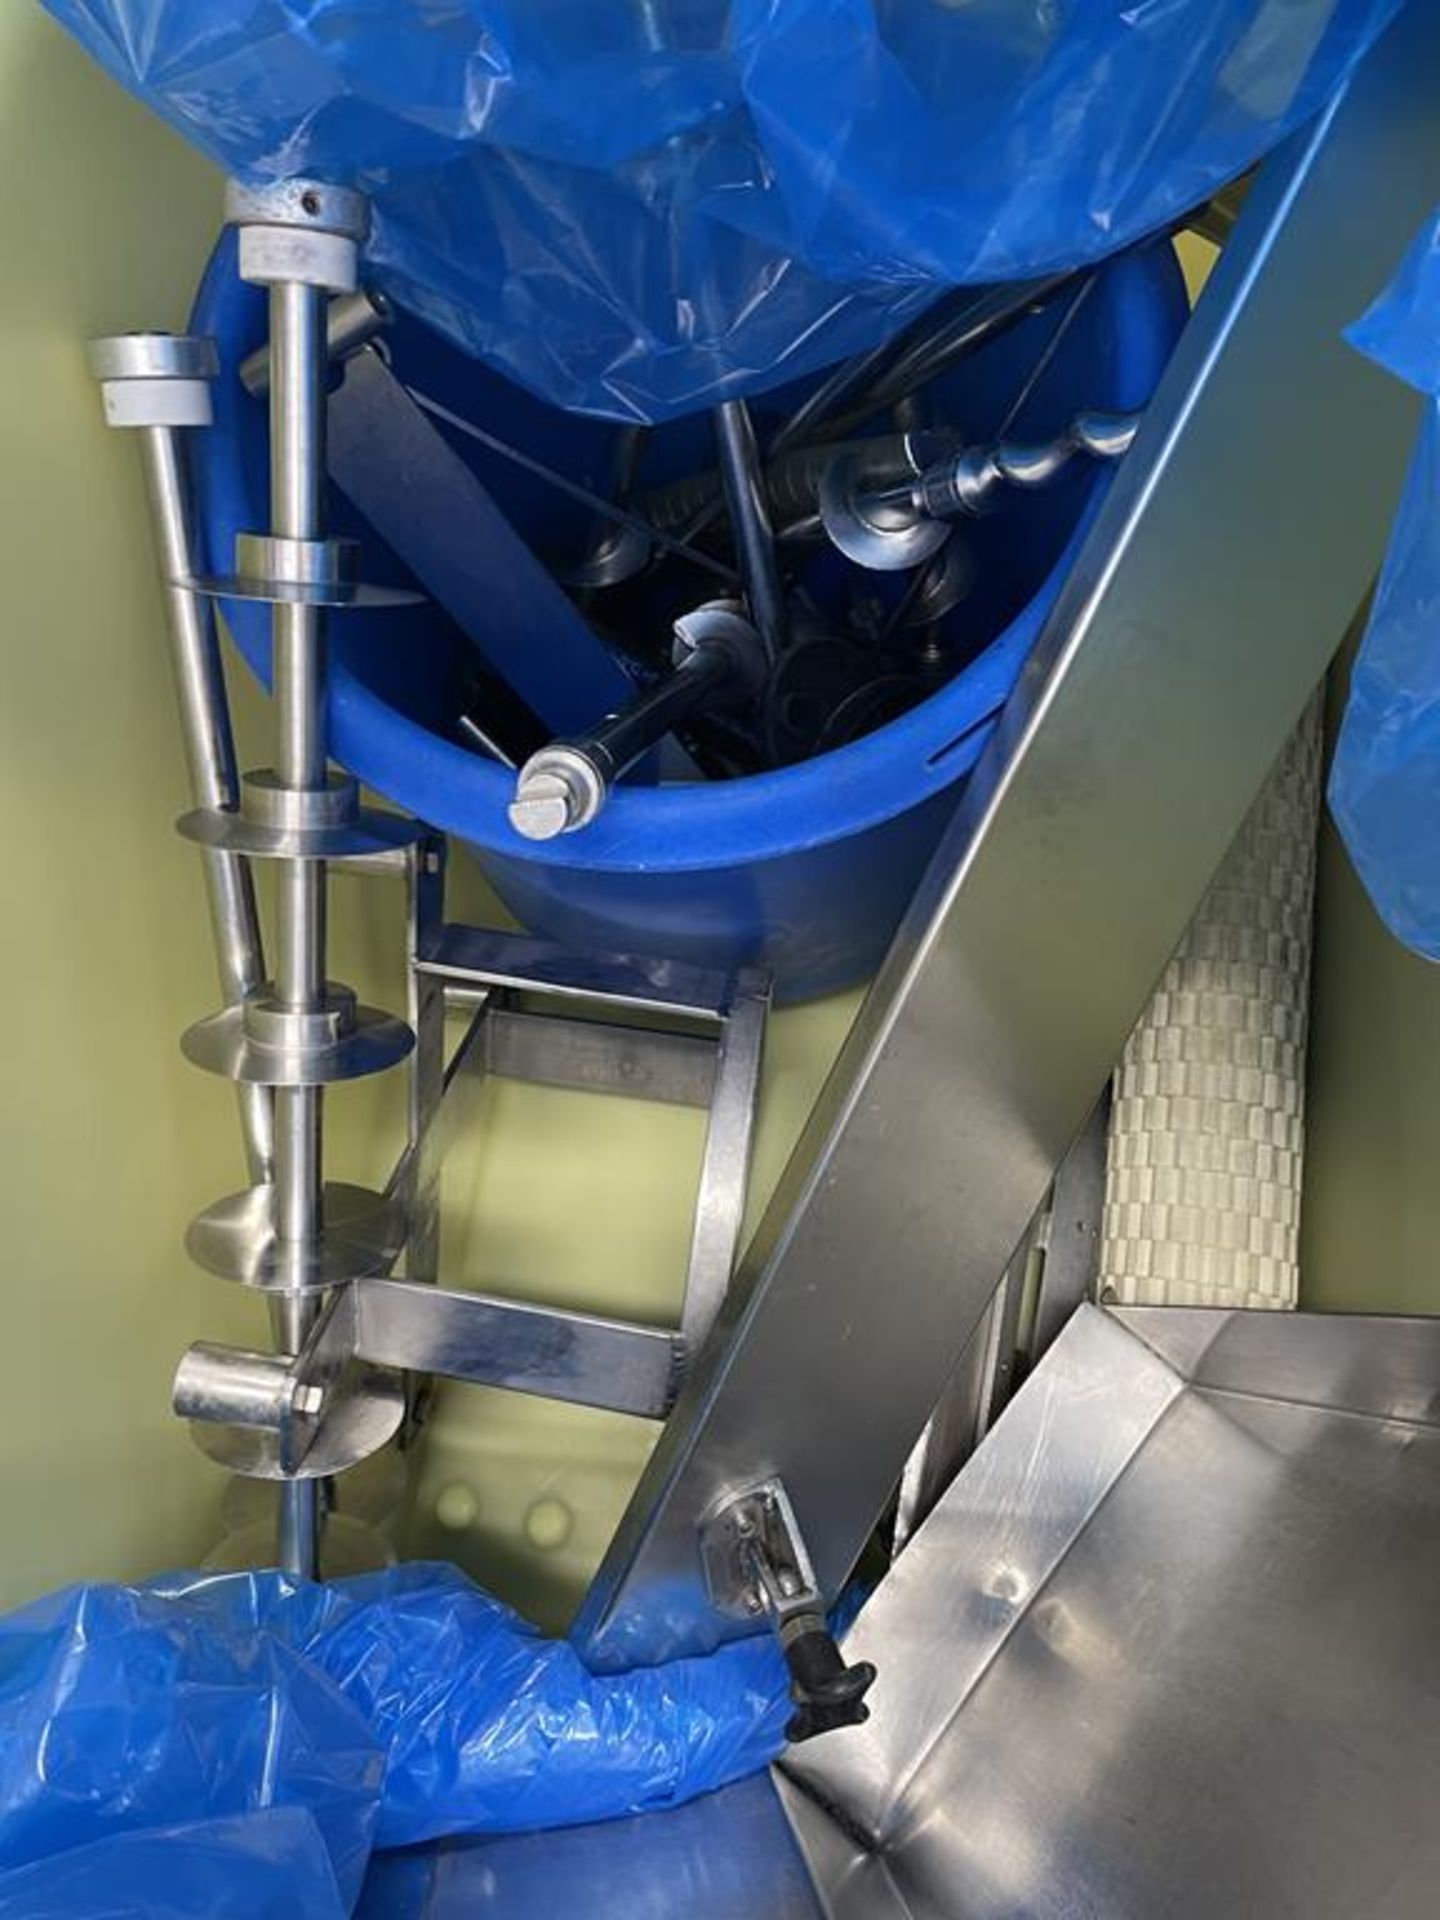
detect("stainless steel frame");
top-left (327, 890), bottom-right (772, 1410)
top-left (574, 0), bottom-right (1440, 1667)
top-left (781, 1304), bottom-right (1440, 1919)
top-left (360, 1303), bottom-right (1440, 1920)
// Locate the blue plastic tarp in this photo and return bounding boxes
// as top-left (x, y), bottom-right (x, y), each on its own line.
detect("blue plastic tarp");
top-left (0, 1813), bottom-right (352, 1920)
top-left (1331, 209), bottom-right (1440, 957)
top-left (41, 0), bottom-right (1400, 420)
top-left (0, 1562), bottom-right (789, 1916)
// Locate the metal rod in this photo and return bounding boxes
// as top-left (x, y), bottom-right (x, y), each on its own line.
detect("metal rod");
top-left (268, 276), bottom-right (330, 1581)
top-left (136, 425), bottom-right (273, 1184)
top-left (772, 274), bottom-right (1074, 460)
top-left (912, 409), bottom-right (1140, 520)
top-left (240, 288), bottom-right (392, 398)
top-left (638, 432), bottom-right (935, 538)
top-left (509, 615), bottom-right (755, 840)
top-left (714, 399), bottom-right (786, 663)
top-left (671, 277), bottom-right (1073, 553)
top-left (819, 400), bottom-right (1137, 572)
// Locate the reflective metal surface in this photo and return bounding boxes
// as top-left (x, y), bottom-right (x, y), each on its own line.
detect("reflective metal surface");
top-left (576, 0), bottom-right (1440, 1668)
top-left (682, 968), bottom-right (769, 1350)
top-left (189, 1364), bottom-right (404, 1480)
top-left (478, 1007), bottom-right (717, 1107)
top-left (349, 1276), bottom-right (679, 1418)
top-left (1030, 1094), bottom-right (1108, 1359)
top-left (417, 922), bottom-right (731, 1022)
top-left (88, 338), bottom-right (274, 1184)
top-left (361, 1306), bottom-right (1440, 1919)
top-left (178, 181), bottom-right (418, 1577)
top-left (241, 286), bottom-right (392, 396)
top-left (786, 1305), bottom-right (1440, 1919)
top-left (176, 798), bottom-right (419, 861)
top-left (181, 997), bottom-right (414, 1086)
top-left (186, 1180), bottom-right (402, 1290)
top-left (173, 1341), bottom-right (312, 1430)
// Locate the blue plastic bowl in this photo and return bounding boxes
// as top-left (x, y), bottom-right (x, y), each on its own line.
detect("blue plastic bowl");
top-left (191, 239), bottom-right (1186, 999)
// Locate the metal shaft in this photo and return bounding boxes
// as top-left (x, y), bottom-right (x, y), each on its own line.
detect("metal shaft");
top-left (240, 288), bottom-right (392, 398)
top-left (594, 644), bottom-right (738, 779)
top-left (136, 427), bottom-right (273, 1184)
top-left (509, 604), bottom-right (762, 840)
top-left (639, 433), bottom-right (935, 537)
top-left (714, 400), bottom-right (787, 663)
top-left (912, 409), bottom-right (1141, 520)
top-left (509, 645), bottom-right (738, 841)
top-left (268, 277), bottom-right (329, 1578)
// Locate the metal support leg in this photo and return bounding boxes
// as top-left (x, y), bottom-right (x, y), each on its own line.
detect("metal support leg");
top-left (267, 271), bottom-right (330, 1578)
top-left (714, 398), bottom-right (787, 662)
top-left (169, 178), bottom-right (418, 1580)
top-left (403, 834), bottom-right (447, 1291)
top-left (572, 0), bottom-right (1440, 1668)
top-left (87, 336), bottom-right (273, 1184)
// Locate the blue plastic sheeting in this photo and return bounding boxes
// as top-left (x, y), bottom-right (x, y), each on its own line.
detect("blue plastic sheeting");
top-left (0, 1563), bottom-right (789, 1916)
top-left (42, 0), bottom-right (1398, 421)
top-left (1331, 209), bottom-right (1440, 958)
top-left (0, 1812), bottom-right (351, 1920)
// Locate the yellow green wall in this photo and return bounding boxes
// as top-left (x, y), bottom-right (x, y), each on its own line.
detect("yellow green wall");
top-left (0, 11), bottom-right (249, 1602)
top-left (1300, 660), bottom-right (1440, 1315)
top-left (12, 10), bottom-right (1420, 1626)
top-left (0, 11), bottom-right (860, 1611)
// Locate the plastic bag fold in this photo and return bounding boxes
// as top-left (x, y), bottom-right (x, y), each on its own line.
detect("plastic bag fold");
top-left (1331, 209), bottom-right (1440, 957)
top-left (40, 0), bottom-right (1399, 419)
top-left (0, 1563), bottom-right (789, 1914)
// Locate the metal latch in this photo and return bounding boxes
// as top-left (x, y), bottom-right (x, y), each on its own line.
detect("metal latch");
top-left (701, 1477), bottom-right (876, 1743)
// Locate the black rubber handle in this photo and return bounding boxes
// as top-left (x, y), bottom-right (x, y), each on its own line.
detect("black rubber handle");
top-left (780, 1612), bottom-right (877, 1744)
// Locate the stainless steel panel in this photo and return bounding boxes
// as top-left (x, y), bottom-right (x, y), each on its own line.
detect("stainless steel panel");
top-left (351, 1276), bottom-right (679, 1418)
top-left (350, 1314), bottom-right (1440, 1918)
top-left (1030, 1094), bottom-right (1108, 1358)
top-left (773, 1774), bottom-right (913, 1920)
top-left (481, 1006), bottom-right (718, 1107)
top-left (681, 968), bottom-right (770, 1350)
top-left (418, 922), bottom-right (731, 1021)
top-left (1117, 1302), bottom-right (1440, 1424)
top-left (575, 2), bottom-right (1440, 1668)
top-left (783, 1305), bottom-right (1440, 1918)
top-left (791, 1307), bottom-right (1185, 1839)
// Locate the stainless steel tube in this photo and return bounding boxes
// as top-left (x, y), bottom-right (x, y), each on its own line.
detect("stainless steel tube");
top-left (271, 281), bottom-right (327, 548)
top-left (268, 277), bottom-right (329, 1579)
top-left (173, 1342), bottom-right (300, 1431)
top-left (714, 399), bottom-right (786, 662)
top-left (137, 427), bottom-right (273, 1185)
top-left (240, 287), bottom-right (392, 398)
